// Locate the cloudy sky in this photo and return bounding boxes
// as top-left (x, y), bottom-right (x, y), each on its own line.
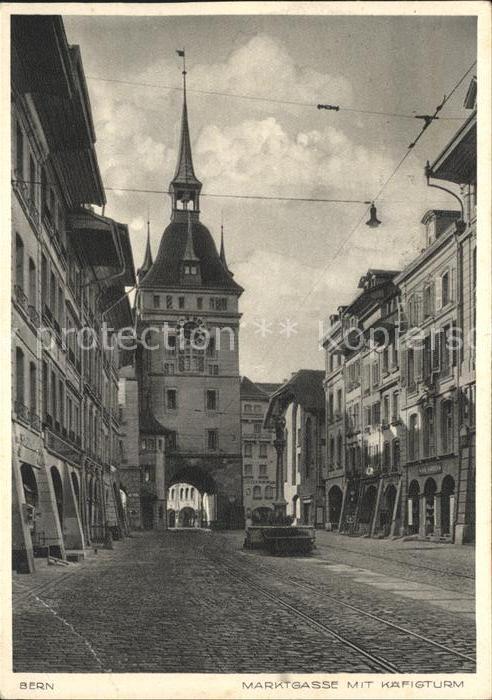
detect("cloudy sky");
top-left (64, 12), bottom-right (476, 383)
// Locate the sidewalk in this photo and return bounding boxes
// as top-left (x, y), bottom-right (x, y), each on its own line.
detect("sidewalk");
top-left (315, 530), bottom-right (475, 579)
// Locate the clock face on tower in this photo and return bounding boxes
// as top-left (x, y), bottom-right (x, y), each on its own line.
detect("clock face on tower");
top-left (177, 317), bottom-right (207, 346)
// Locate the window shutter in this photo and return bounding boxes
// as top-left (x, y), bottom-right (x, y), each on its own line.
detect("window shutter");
top-left (415, 346), bottom-right (423, 380)
top-left (432, 331), bottom-right (441, 372)
top-left (400, 348), bottom-right (407, 386)
top-left (435, 276), bottom-right (442, 310)
top-left (430, 282), bottom-right (435, 315)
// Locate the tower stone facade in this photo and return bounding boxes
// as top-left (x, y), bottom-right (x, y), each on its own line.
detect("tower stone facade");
top-left (135, 71), bottom-right (244, 528)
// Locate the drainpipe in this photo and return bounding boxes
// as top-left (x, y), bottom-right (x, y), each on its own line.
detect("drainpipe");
top-left (101, 284), bottom-right (137, 539)
top-left (426, 162), bottom-right (466, 543)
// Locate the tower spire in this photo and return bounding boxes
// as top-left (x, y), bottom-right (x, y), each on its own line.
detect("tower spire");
top-left (138, 213), bottom-right (153, 282)
top-left (170, 49), bottom-right (202, 221)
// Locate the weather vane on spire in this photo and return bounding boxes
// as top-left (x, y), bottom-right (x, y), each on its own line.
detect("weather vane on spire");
top-left (176, 48), bottom-right (186, 92)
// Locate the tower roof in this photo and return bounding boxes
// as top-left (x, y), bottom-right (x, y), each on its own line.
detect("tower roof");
top-left (139, 219), bottom-right (243, 292)
top-left (141, 53), bottom-right (242, 294)
top-left (138, 218), bottom-right (153, 281)
top-left (183, 211), bottom-right (199, 262)
top-left (219, 222), bottom-right (231, 274)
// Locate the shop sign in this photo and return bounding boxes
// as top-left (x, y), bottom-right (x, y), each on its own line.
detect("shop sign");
top-left (418, 463), bottom-right (442, 476)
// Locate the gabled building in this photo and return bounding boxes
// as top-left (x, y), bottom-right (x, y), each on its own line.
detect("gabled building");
top-left (265, 370), bottom-right (326, 526)
top-left (134, 69), bottom-right (244, 529)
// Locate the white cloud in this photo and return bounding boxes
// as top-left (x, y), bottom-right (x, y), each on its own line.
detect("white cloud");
top-left (197, 117), bottom-right (392, 201)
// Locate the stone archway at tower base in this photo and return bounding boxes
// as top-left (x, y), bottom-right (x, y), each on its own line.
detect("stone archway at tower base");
top-left (167, 455), bottom-right (244, 529)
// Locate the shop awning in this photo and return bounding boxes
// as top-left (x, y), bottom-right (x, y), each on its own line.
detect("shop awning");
top-left (68, 211), bottom-right (120, 267)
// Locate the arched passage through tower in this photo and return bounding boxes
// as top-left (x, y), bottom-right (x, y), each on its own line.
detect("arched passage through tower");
top-left (167, 465), bottom-right (217, 529)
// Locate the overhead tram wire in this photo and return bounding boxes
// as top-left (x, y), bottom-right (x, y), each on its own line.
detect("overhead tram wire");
top-left (294, 58), bottom-right (477, 308)
top-left (85, 74), bottom-right (465, 122)
top-left (249, 57), bottom-right (478, 373)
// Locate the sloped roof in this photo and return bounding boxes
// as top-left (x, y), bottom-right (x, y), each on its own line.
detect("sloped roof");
top-left (265, 369), bottom-right (325, 426)
top-left (139, 219), bottom-right (243, 292)
top-left (256, 382), bottom-right (282, 396)
top-left (240, 376), bottom-right (269, 400)
top-left (139, 408), bottom-right (171, 436)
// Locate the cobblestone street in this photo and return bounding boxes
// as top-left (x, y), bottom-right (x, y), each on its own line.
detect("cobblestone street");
top-left (12, 530), bottom-right (475, 674)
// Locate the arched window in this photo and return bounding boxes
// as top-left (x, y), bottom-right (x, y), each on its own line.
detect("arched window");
top-left (252, 485), bottom-right (261, 500)
top-left (190, 488), bottom-right (194, 498)
top-left (185, 488), bottom-right (189, 499)
top-left (409, 413), bottom-right (419, 461)
top-left (264, 485), bottom-right (274, 499)
top-left (170, 488), bottom-right (175, 500)
top-left (423, 405), bottom-right (435, 457)
top-left (441, 400), bottom-right (454, 453)
top-left (180, 488), bottom-right (184, 500)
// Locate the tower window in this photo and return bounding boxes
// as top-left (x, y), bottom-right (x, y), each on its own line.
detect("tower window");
top-left (153, 295), bottom-right (160, 308)
top-left (206, 390), bottom-right (217, 411)
top-left (207, 429), bottom-right (218, 451)
top-left (178, 296), bottom-right (185, 309)
top-left (166, 389), bottom-right (177, 410)
top-left (210, 297), bottom-right (228, 311)
top-left (166, 295), bottom-right (173, 309)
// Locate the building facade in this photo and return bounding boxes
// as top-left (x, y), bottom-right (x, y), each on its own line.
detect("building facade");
top-left (321, 80), bottom-right (476, 544)
top-left (265, 370), bottom-right (326, 526)
top-left (135, 73), bottom-right (244, 528)
top-left (323, 271), bottom-right (403, 537)
top-left (11, 16), bottom-right (135, 572)
top-left (240, 377), bottom-right (280, 523)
